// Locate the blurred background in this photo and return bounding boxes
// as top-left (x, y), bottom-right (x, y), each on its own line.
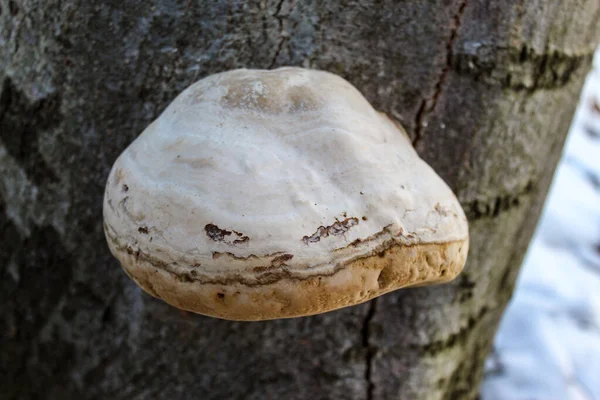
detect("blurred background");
top-left (482, 47), bottom-right (600, 400)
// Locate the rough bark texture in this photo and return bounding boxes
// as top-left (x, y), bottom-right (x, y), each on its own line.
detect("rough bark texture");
top-left (0, 1), bottom-right (598, 399)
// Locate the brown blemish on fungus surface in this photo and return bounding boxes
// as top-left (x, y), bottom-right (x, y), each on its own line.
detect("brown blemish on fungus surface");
top-left (205, 224), bottom-right (250, 244)
top-left (302, 217), bottom-right (359, 245)
top-left (105, 220), bottom-right (466, 291)
top-left (232, 230), bottom-right (250, 244)
top-left (271, 253), bottom-right (294, 267)
top-left (115, 168), bottom-right (125, 185)
top-left (212, 252), bottom-right (261, 261)
top-left (205, 223), bottom-right (232, 241)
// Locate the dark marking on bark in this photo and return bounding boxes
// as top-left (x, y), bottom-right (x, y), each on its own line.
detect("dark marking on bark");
top-left (464, 181), bottom-right (535, 220)
top-left (302, 217), bottom-right (359, 245)
top-left (453, 46), bottom-right (594, 91)
top-left (417, 306), bottom-right (489, 356)
top-left (413, 0), bottom-right (468, 147)
top-left (446, 342), bottom-right (491, 399)
top-left (0, 78), bottom-right (62, 185)
top-left (497, 266), bottom-right (513, 293)
top-left (456, 274), bottom-right (477, 303)
top-left (363, 298), bottom-right (378, 400)
top-left (459, 275), bottom-right (476, 290)
top-left (457, 291), bottom-right (473, 304)
top-left (138, 226), bottom-right (149, 234)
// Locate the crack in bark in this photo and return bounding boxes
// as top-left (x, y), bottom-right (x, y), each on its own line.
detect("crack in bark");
top-left (269, 0), bottom-right (288, 69)
top-left (413, 0), bottom-right (468, 147)
top-left (363, 298), bottom-right (378, 400)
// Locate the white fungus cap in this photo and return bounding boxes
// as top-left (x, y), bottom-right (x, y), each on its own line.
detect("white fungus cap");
top-left (103, 67), bottom-right (469, 321)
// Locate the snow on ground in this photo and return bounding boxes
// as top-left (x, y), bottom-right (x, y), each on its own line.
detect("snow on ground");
top-left (481, 49), bottom-right (600, 400)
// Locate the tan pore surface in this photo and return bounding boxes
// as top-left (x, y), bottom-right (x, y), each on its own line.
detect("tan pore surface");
top-left (114, 237), bottom-right (468, 321)
top-left (103, 67), bottom-right (469, 320)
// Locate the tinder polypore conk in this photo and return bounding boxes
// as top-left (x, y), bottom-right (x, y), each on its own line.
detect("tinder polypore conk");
top-left (103, 67), bottom-right (469, 321)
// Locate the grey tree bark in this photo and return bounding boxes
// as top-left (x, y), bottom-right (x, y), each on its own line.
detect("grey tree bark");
top-left (1, 1), bottom-right (598, 399)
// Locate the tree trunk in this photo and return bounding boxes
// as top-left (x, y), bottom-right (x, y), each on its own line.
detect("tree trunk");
top-left (1, 1), bottom-right (598, 399)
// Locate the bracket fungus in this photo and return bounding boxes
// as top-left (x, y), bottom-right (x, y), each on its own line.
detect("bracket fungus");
top-left (103, 67), bottom-right (469, 321)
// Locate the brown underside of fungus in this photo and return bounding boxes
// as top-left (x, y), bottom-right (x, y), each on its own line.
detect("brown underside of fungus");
top-left (103, 67), bottom-right (469, 321)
